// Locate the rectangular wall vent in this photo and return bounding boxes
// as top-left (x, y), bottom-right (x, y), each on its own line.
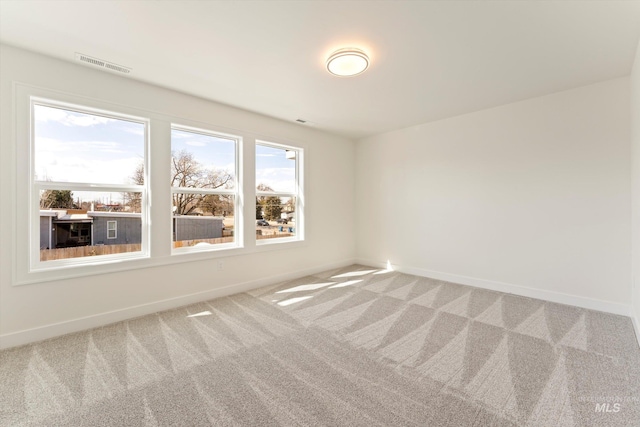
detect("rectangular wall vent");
top-left (75, 53), bottom-right (131, 74)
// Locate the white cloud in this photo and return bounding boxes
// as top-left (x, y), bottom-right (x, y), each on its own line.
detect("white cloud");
top-left (255, 167), bottom-right (295, 192)
top-left (36, 153), bottom-right (142, 185)
top-left (185, 140), bottom-right (206, 147)
top-left (34, 137), bottom-right (142, 184)
top-left (35, 105), bottom-right (113, 127)
top-left (35, 137), bottom-right (126, 154)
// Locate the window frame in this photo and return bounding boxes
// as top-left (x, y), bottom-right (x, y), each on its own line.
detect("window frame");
top-left (26, 94), bottom-right (151, 273)
top-left (106, 221), bottom-right (117, 239)
top-left (13, 84), bottom-right (304, 286)
top-left (255, 140), bottom-right (304, 245)
top-left (170, 124), bottom-right (242, 255)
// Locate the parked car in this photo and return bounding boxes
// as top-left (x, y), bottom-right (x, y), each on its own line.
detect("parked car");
top-left (276, 218), bottom-right (288, 224)
top-left (256, 219), bottom-right (269, 226)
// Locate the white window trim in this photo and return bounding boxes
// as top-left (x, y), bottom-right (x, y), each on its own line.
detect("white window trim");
top-left (170, 124), bottom-right (243, 255)
top-left (255, 140), bottom-right (304, 245)
top-left (106, 221), bottom-right (117, 239)
top-left (15, 85), bottom-right (151, 283)
top-left (12, 84), bottom-right (304, 286)
top-left (29, 97), bottom-right (150, 271)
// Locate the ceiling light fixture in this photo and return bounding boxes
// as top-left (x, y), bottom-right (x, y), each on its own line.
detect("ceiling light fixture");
top-left (326, 48), bottom-right (369, 77)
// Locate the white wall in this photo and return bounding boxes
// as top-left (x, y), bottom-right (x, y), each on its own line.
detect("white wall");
top-left (632, 41), bottom-right (640, 338)
top-left (0, 44), bottom-right (356, 347)
top-left (356, 78), bottom-right (632, 314)
top-left (1, 42), bottom-right (635, 348)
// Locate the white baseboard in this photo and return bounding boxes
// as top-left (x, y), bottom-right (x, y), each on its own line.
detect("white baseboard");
top-left (0, 258), bottom-right (356, 350)
top-left (356, 258), bottom-right (634, 318)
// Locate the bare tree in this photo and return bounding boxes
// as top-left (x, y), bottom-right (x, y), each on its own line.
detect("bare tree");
top-left (196, 166), bottom-right (233, 215)
top-left (201, 194), bottom-right (234, 216)
top-left (171, 150), bottom-right (232, 215)
top-left (127, 151), bottom-right (233, 215)
top-left (123, 162), bottom-right (144, 212)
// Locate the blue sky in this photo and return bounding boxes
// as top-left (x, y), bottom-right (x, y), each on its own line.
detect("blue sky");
top-left (34, 104), bottom-right (144, 185)
top-left (34, 104), bottom-right (296, 205)
top-left (171, 128), bottom-right (236, 178)
top-left (256, 144), bottom-right (296, 193)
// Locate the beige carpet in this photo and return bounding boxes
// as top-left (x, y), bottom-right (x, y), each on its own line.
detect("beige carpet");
top-left (1, 265), bottom-right (639, 426)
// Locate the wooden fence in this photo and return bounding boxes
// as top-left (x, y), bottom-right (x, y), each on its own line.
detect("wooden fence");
top-left (174, 231), bottom-right (293, 248)
top-left (257, 232), bottom-right (294, 240)
top-left (41, 230), bottom-right (294, 260)
top-left (40, 244), bottom-right (142, 261)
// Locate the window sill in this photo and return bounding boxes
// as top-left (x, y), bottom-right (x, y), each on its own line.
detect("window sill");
top-left (171, 242), bottom-right (243, 258)
top-left (254, 237), bottom-right (305, 251)
top-left (14, 238), bottom-right (306, 286)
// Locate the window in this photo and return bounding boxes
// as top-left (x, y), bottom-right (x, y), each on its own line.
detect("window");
top-left (18, 86), bottom-right (304, 284)
top-left (256, 142), bottom-right (303, 243)
top-left (171, 126), bottom-right (240, 252)
top-left (32, 100), bottom-right (148, 266)
top-left (107, 221), bottom-right (117, 239)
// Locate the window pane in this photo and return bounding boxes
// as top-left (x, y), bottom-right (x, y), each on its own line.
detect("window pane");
top-left (106, 221), bottom-right (117, 239)
top-left (173, 193), bottom-right (235, 248)
top-left (39, 190), bottom-right (142, 261)
top-left (39, 189), bottom-right (142, 213)
top-left (256, 196), bottom-right (296, 240)
top-left (171, 128), bottom-right (236, 191)
top-left (34, 104), bottom-right (145, 185)
top-left (256, 144), bottom-right (296, 193)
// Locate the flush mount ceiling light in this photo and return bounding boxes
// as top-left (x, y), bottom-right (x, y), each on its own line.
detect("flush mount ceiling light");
top-left (326, 48), bottom-right (369, 77)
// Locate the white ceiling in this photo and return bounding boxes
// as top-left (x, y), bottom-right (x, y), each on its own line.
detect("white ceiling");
top-left (1, 1), bottom-right (639, 139)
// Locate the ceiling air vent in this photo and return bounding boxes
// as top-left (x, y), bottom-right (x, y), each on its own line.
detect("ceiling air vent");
top-left (75, 53), bottom-right (131, 74)
top-left (295, 119), bottom-right (307, 124)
